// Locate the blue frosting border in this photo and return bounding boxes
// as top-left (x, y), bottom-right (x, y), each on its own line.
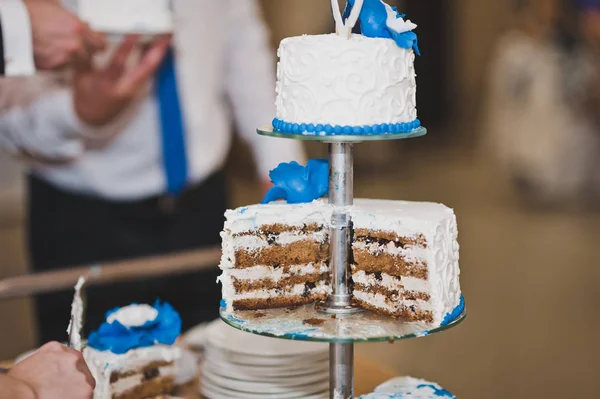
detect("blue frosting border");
top-left (441, 295), bottom-right (465, 326)
top-left (273, 118), bottom-right (421, 136)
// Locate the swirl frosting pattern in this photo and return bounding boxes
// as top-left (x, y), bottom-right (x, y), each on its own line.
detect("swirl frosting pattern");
top-left (432, 215), bottom-right (461, 325)
top-left (275, 34), bottom-right (417, 129)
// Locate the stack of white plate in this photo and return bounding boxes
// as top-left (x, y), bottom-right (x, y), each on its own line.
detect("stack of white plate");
top-left (201, 320), bottom-right (329, 399)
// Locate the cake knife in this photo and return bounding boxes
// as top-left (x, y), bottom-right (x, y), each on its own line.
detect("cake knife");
top-left (67, 276), bottom-right (86, 351)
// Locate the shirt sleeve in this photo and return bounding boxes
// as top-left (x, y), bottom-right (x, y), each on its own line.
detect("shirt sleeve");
top-left (0, 89), bottom-right (85, 160)
top-left (0, 0), bottom-right (35, 76)
top-left (224, 0), bottom-right (306, 179)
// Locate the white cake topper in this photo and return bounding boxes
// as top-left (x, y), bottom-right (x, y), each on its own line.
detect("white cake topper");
top-left (331, 0), bottom-right (364, 38)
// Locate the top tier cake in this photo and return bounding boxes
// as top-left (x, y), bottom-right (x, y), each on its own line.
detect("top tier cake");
top-left (272, 0), bottom-right (421, 136)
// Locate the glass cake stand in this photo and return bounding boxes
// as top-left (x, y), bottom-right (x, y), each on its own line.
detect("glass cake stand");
top-left (257, 125), bottom-right (427, 143)
top-left (218, 123), bottom-right (466, 399)
top-left (220, 304), bottom-right (466, 344)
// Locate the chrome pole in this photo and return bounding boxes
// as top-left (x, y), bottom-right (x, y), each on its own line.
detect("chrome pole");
top-left (319, 142), bottom-right (360, 399)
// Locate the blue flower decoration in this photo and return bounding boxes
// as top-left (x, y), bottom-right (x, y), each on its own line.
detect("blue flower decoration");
top-left (88, 300), bottom-right (181, 354)
top-left (262, 159), bottom-right (329, 204)
top-left (343, 0), bottom-right (421, 55)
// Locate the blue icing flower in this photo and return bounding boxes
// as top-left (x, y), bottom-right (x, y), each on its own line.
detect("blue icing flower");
top-left (343, 0), bottom-right (421, 55)
top-left (441, 295), bottom-right (465, 326)
top-left (88, 300), bottom-right (181, 355)
top-left (262, 159), bottom-right (329, 204)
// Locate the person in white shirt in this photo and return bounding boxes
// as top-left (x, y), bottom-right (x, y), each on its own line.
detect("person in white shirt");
top-left (0, 0), bottom-right (305, 343)
top-left (0, 0), bottom-right (105, 75)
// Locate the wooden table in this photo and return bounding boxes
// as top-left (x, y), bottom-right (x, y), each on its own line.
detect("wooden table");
top-left (3, 356), bottom-right (396, 397)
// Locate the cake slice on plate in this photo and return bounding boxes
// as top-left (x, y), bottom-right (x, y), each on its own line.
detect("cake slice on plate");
top-left (83, 301), bottom-right (182, 399)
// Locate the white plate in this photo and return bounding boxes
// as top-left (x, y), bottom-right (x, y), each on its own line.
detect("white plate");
top-left (203, 357), bottom-right (328, 379)
top-left (203, 357), bottom-right (328, 380)
top-left (206, 320), bottom-right (327, 357)
top-left (202, 367), bottom-right (329, 387)
top-left (204, 347), bottom-right (328, 367)
top-left (203, 355), bottom-right (328, 375)
top-left (202, 368), bottom-right (328, 392)
top-left (201, 376), bottom-right (328, 399)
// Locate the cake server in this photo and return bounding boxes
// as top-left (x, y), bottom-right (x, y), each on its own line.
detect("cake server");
top-left (67, 276), bottom-right (86, 351)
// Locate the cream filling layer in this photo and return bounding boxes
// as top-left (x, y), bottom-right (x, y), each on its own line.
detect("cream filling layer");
top-left (228, 263), bottom-right (328, 281)
top-left (353, 241), bottom-right (428, 261)
top-left (351, 270), bottom-right (429, 293)
top-left (232, 231), bottom-right (327, 250)
top-left (353, 290), bottom-right (432, 312)
top-left (232, 281), bottom-right (329, 301)
top-left (111, 365), bottom-right (175, 395)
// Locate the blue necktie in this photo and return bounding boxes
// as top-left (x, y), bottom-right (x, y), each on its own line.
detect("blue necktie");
top-left (155, 49), bottom-right (188, 195)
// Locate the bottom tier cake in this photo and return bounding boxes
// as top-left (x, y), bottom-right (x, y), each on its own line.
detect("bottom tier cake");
top-left (218, 197), bottom-right (462, 328)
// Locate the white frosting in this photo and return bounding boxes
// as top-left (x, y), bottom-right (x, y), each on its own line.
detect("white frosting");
top-left (226, 263), bottom-right (328, 282)
top-left (219, 199), bottom-right (460, 326)
top-left (77, 0), bottom-right (174, 33)
top-left (359, 376), bottom-right (456, 398)
top-left (66, 276), bottom-right (85, 351)
top-left (351, 270), bottom-right (428, 294)
top-left (232, 231), bottom-right (327, 251)
top-left (275, 34), bottom-right (417, 127)
top-left (83, 345), bottom-right (182, 399)
top-left (107, 304), bottom-right (158, 328)
top-left (352, 240), bottom-right (428, 261)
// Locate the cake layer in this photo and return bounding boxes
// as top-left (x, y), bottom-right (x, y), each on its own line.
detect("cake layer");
top-left (353, 229), bottom-right (427, 248)
top-left (228, 281), bottom-right (329, 311)
top-left (275, 34), bottom-right (417, 128)
top-left (234, 241), bottom-right (329, 269)
top-left (353, 290), bottom-right (433, 322)
top-left (353, 249), bottom-right (428, 279)
top-left (227, 263), bottom-right (329, 293)
top-left (351, 270), bottom-right (430, 301)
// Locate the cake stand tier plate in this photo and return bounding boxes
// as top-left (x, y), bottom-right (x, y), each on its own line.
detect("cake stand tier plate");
top-left (257, 126), bottom-right (427, 143)
top-left (219, 303), bottom-right (466, 344)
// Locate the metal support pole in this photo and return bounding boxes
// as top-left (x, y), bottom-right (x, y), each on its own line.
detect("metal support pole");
top-left (330, 343), bottom-right (354, 399)
top-left (316, 142), bottom-right (361, 399)
top-left (317, 142), bottom-right (361, 314)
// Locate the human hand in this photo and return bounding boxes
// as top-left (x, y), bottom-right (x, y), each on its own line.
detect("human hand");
top-left (8, 342), bottom-right (95, 399)
top-left (73, 35), bottom-right (171, 126)
top-left (24, 0), bottom-right (106, 70)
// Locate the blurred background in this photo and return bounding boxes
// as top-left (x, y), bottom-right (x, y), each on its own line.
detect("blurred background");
top-left (1, 0), bottom-right (599, 398)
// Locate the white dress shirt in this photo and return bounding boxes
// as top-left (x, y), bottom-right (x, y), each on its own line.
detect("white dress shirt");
top-left (0, 0), bottom-right (35, 75)
top-left (0, 0), bottom-right (305, 201)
